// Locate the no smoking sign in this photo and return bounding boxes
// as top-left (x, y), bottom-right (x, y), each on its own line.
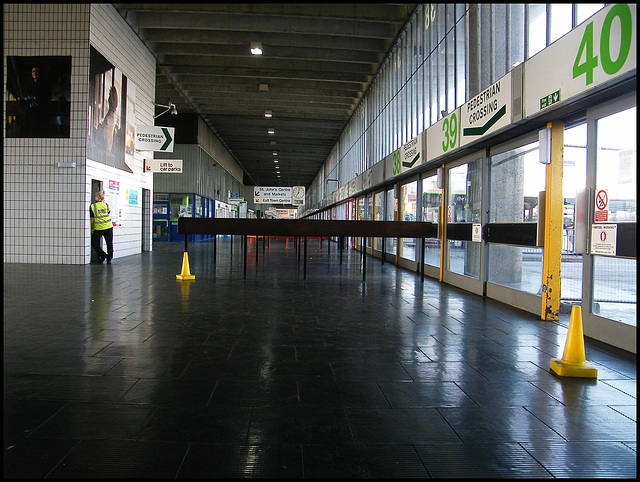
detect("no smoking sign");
top-left (594, 189), bottom-right (609, 222)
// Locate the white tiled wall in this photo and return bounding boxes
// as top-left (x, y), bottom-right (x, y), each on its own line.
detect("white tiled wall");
top-left (3, 4), bottom-right (156, 264)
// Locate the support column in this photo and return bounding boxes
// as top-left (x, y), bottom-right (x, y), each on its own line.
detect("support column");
top-left (542, 121), bottom-right (564, 321)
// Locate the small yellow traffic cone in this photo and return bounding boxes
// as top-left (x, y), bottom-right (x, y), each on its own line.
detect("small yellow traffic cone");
top-left (176, 251), bottom-right (195, 280)
top-left (550, 306), bottom-right (597, 378)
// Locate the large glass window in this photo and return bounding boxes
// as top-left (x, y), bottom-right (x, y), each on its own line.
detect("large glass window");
top-left (422, 174), bottom-right (442, 268)
top-left (447, 160), bottom-right (482, 279)
top-left (592, 106), bottom-right (636, 325)
top-left (549, 3), bottom-right (572, 43)
top-left (488, 141), bottom-right (545, 294)
top-left (527, 4), bottom-right (547, 58)
top-left (400, 180), bottom-right (418, 261)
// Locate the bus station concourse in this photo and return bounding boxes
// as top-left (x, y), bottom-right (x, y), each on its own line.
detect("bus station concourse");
top-left (3, 3), bottom-right (636, 479)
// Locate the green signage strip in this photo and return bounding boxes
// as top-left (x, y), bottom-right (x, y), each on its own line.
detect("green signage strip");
top-left (540, 90), bottom-right (561, 110)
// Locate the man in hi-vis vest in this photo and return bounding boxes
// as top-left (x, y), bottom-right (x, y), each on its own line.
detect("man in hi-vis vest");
top-left (90, 190), bottom-right (114, 264)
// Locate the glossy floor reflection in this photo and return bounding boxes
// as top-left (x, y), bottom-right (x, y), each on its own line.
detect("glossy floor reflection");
top-left (4, 238), bottom-right (636, 478)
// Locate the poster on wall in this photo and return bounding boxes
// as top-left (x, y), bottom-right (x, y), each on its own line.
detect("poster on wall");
top-left (87, 46), bottom-right (136, 173)
top-left (5, 56), bottom-right (71, 138)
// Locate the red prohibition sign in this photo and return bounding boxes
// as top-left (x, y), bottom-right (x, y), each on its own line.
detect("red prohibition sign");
top-left (600, 231), bottom-right (607, 242)
top-left (596, 190), bottom-right (608, 210)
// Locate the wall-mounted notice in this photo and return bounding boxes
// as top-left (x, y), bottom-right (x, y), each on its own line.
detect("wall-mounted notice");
top-left (524, 4), bottom-right (636, 119)
top-left (460, 72), bottom-right (512, 147)
top-left (591, 223), bottom-right (617, 256)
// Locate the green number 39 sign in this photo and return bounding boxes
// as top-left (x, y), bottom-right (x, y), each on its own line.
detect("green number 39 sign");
top-left (573, 4), bottom-right (633, 85)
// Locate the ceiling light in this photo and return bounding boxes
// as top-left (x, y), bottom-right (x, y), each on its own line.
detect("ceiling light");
top-left (267, 129), bottom-right (275, 135)
top-left (259, 84), bottom-right (269, 93)
top-left (250, 42), bottom-right (263, 55)
top-left (272, 152), bottom-right (278, 156)
top-left (274, 159), bottom-right (279, 163)
top-left (264, 110), bottom-right (272, 118)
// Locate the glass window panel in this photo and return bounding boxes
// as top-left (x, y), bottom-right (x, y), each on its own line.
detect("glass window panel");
top-left (527, 4), bottom-right (547, 58)
top-left (561, 123), bottom-right (587, 302)
top-left (509, 4), bottom-right (526, 68)
top-left (549, 3), bottom-right (572, 43)
top-left (374, 190), bottom-right (384, 250)
top-left (489, 141), bottom-right (544, 223)
top-left (400, 180), bottom-right (418, 261)
top-left (492, 3), bottom-right (507, 81)
top-left (576, 3), bottom-right (605, 25)
top-left (386, 187), bottom-right (397, 254)
top-left (438, 39), bottom-right (446, 119)
top-left (595, 107), bottom-right (636, 223)
top-left (422, 174), bottom-right (442, 267)
top-left (431, 51), bottom-right (438, 126)
top-left (446, 31), bottom-right (456, 114)
top-left (455, 16), bottom-right (466, 108)
top-left (448, 160), bottom-right (482, 223)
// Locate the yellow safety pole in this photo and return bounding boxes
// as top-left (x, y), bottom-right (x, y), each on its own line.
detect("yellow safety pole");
top-left (541, 121), bottom-right (564, 320)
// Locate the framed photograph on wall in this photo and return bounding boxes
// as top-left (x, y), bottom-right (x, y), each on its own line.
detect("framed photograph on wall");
top-left (87, 46), bottom-right (135, 173)
top-left (5, 55), bottom-right (71, 138)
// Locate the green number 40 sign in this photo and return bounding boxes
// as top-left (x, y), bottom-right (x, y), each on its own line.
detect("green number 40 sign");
top-left (573, 4), bottom-right (633, 86)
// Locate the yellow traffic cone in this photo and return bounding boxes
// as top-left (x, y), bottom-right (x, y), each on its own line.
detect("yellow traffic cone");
top-left (550, 306), bottom-right (597, 378)
top-left (176, 251), bottom-right (195, 280)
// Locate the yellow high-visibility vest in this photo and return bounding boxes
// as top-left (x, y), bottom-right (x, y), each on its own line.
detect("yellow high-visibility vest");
top-left (91, 202), bottom-right (112, 230)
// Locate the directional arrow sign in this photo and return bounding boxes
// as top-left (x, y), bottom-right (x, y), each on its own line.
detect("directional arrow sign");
top-left (460, 72), bottom-right (512, 147)
top-left (135, 125), bottom-right (175, 152)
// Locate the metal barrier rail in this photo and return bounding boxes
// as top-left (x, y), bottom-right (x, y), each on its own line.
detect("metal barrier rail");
top-left (178, 218), bottom-right (438, 281)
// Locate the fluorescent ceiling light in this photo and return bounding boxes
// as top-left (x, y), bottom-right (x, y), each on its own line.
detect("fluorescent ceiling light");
top-left (264, 110), bottom-right (272, 118)
top-left (267, 128), bottom-right (275, 134)
top-left (250, 42), bottom-right (263, 55)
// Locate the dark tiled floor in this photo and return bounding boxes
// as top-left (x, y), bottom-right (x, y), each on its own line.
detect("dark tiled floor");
top-left (4, 238), bottom-right (637, 478)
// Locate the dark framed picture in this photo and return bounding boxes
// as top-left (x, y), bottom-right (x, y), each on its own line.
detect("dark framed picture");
top-left (6, 55), bottom-right (71, 138)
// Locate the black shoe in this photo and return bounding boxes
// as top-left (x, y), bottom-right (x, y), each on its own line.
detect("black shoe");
top-left (98, 254), bottom-right (106, 264)
top-left (106, 258), bottom-right (112, 264)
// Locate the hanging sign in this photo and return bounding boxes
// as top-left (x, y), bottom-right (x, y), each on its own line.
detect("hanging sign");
top-left (385, 133), bottom-right (423, 179)
top-left (427, 109), bottom-right (461, 162)
top-left (254, 186), bottom-right (292, 204)
top-left (460, 72), bottom-right (512, 147)
top-left (591, 224), bottom-right (617, 256)
top-left (524, 4), bottom-right (636, 119)
top-left (135, 125), bottom-right (175, 152)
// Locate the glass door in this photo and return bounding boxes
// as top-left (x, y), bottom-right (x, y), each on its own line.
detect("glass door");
top-left (421, 170), bottom-right (442, 279)
top-left (582, 96), bottom-right (636, 353)
top-left (443, 153), bottom-right (485, 295)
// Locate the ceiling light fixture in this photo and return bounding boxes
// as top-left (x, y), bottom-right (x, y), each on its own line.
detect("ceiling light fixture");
top-left (264, 110), bottom-right (272, 118)
top-left (267, 128), bottom-right (275, 135)
top-left (154, 102), bottom-right (178, 119)
top-left (250, 42), bottom-right (263, 55)
top-left (274, 159), bottom-right (279, 163)
top-left (272, 152), bottom-right (278, 156)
